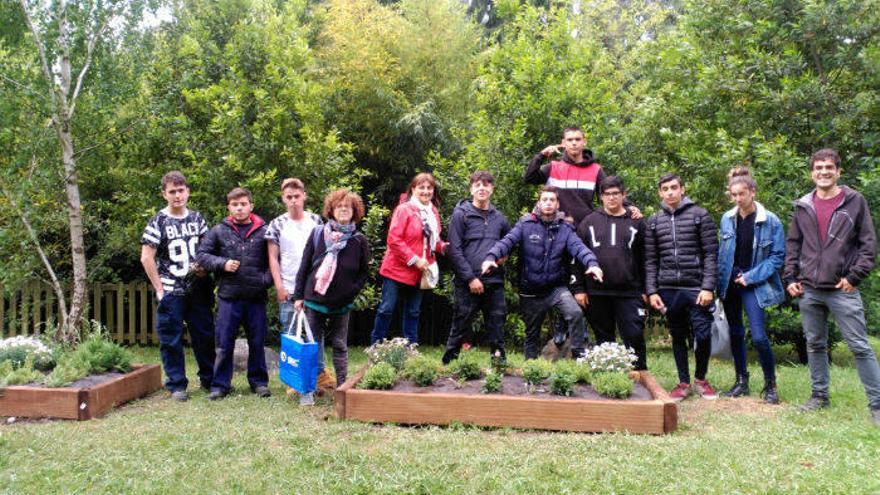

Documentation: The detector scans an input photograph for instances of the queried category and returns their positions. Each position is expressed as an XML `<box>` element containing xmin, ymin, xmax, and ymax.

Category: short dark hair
<box><xmin>226</xmin><ymin>187</ymin><xmax>252</xmax><ymax>204</ymax></box>
<box><xmin>562</xmin><ymin>126</ymin><xmax>584</xmax><ymax>138</ymax></box>
<box><xmin>810</xmin><ymin>148</ymin><xmax>841</xmax><ymax>169</ymax></box>
<box><xmin>658</xmin><ymin>173</ymin><xmax>682</xmax><ymax>189</ymax></box>
<box><xmin>281</xmin><ymin>178</ymin><xmax>305</xmax><ymax>192</ymax></box>
<box><xmin>469</xmin><ymin>170</ymin><xmax>495</xmax><ymax>186</ymax></box>
<box><xmin>599</xmin><ymin>175</ymin><xmax>625</xmax><ymax>194</ymax></box>
<box><xmin>539</xmin><ymin>185</ymin><xmax>559</xmax><ymax>198</ymax></box>
<box><xmin>323</xmin><ymin>189</ymin><xmax>365</xmax><ymax>223</ymax></box>
<box><xmin>161</xmin><ymin>171</ymin><xmax>187</xmax><ymax>191</ymax></box>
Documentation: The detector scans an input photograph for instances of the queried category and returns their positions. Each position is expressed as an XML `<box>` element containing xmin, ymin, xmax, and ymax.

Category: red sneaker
<box><xmin>694</xmin><ymin>379</ymin><xmax>718</xmax><ymax>400</ymax></box>
<box><xmin>669</xmin><ymin>382</ymin><xmax>692</xmax><ymax>402</ymax></box>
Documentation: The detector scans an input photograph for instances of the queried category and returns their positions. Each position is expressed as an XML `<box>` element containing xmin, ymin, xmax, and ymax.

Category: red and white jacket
<box><xmin>379</xmin><ymin>196</ymin><xmax>444</xmax><ymax>286</ymax></box>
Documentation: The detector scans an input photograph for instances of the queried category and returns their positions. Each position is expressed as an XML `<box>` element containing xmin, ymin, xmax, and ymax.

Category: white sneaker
<box><xmin>299</xmin><ymin>392</ymin><xmax>315</xmax><ymax>406</ymax></box>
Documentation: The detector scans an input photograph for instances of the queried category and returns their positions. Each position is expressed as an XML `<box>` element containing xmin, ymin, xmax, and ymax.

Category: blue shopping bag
<box><xmin>279</xmin><ymin>310</ymin><xmax>320</xmax><ymax>394</ymax></box>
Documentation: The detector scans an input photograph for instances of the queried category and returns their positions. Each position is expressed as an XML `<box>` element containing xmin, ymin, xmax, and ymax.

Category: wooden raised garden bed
<box><xmin>335</xmin><ymin>367</ymin><xmax>676</xmax><ymax>434</ymax></box>
<box><xmin>0</xmin><ymin>364</ymin><xmax>162</xmax><ymax>420</ymax></box>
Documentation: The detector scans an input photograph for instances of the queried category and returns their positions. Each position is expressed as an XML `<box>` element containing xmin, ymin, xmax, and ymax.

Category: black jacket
<box><xmin>573</xmin><ymin>209</ymin><xmax>646</xmax><ymax>297</ymax></box>
<box><xmin>293</xmin><ymin>226</ymin><xmax>371</xmax><ymax>308</ymax></box>
<box><xmin>197</xmin><ymin>215</ymin><xmax>272</xmax><ymax>301</ymax></box>
<box><xmin>783</xmin><ymin>186</ymin><xmax>877</xmax><ymax>288</ymax></box>
<box><xmin>645</xmin><ymin>198</ymin><xmax>718</xmax><ymax>294</ymax></box>
<box><xmin>448</xmin><ymin>200</ymin><xmax>510</xmax><ymax>287</ymax></box>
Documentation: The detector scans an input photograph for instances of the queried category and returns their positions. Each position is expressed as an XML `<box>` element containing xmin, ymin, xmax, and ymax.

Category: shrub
<box><xmin>578</xmin><ymin>342</ymin><xmax>637</xmax><ymax>374</ymax></box>
<box><xmin>0</xmin><ymin>357</ymin><xmax>42</xmax><ymax>386</ymax></box>
<box><xmin>482</xmin><ymin>370</ymin><xmax>503</xmax><ymax>393</ymax></box>
<box><xmin>549</xmin><ymin>369</ymin><xmax>577</xmax><ymax>396</ymax></box>
<box><xmin>73</xmin><ymin>331</ymin><xmax>132</xmax><ymax>374</ymax></box>
<box><xmin>0</xmin><ymin>336</ymin><xmax>55</xmax><ymax>371</ymax></box>
<box><xmin>490</xmin><ymin>350</ymin><xmax>509</xmax><ymax>376</ymax></box>
<box><xmin>592</xmin><ymin>372</ymin><xmax>634</xmax><ymax>399</ymax></box>
<box><xmin>358</xmin><ymin>362</ymin><xmax>397</xmax><ymax>390</ymax></box>
<box><xmin>521</xmin><ymin>359</ymin><xmax>553</xmax><ymax>387</ymax></box>
<box><xmin>365</xmin><ymin>337</ymin><xmax>419</xmax><ymax>371</ymax></box>
<box><xmin>448</xmin><ymin>348</ymin><xmax>482</xmax><ymax>380</ymax></box>
<box><xmin>402</xmin><ymin>355</ymin><xmax>440</xmax><ymax>387</ymax></box>
<box><xmin>43</xmin><ymin>354</ymin><xmax>90</xmax><ymax>388</ymax></box>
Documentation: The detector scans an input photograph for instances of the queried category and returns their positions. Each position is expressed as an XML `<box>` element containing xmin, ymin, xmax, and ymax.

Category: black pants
<box><xmin>586</xmin><ymin>295</ymin><xmax>647</xmax><ymax>370</ymax></box>
<box><xmin>658</xmin><ymin>288</ymin><xmax>713</xmax><ymax>384</ymax></box>
<box><xmin>442</xmin><ymin>284</ymin><xmax>506</xmax><ymax>364</ymax></box>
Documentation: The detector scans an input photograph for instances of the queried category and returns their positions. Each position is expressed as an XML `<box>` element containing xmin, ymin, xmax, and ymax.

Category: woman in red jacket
<box><xmin>370</xmin><ymin>173</ymin><xmax>445</xmax><ymax>344</ymax></box>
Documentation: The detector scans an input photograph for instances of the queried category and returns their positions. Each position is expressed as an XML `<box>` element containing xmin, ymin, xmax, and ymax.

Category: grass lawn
<box><xmin>2</xmin><ymin>338</ymin><xmax>879</xmax><ymax>494</ymax></box>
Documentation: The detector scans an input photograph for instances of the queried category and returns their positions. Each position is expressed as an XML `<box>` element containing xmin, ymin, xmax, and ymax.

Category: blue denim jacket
<box><xmin>717</xmin><ymin>202</ymin><xmax>785</xmax><ymax>308</ymax></box>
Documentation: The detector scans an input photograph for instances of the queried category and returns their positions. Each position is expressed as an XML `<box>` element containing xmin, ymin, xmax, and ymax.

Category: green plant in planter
<box><xmin>482</xmin><ymin>370</ymin><xmax>503</xmax><ymax>393</ymax></box>
<box><xmin>0</xmin><ymin>356</ymin><xmax>42</xmax><ymax>386</ymax></box>
<box><xmin>358</xmin><ymin>362</ymin><xmax>398</xmax><ymax>390</ymax></box>
<box><xmin>43</xmin><ymin>354</ymin><xmax>90</xmax><ymax>388</ymax></box>
<box><xmin>0</xmin><ymin>336</ymin><xmax>56</xmax><ymax>371</ymax></box>
<box><xmin>521</xmin><ymin>359</ymin><xmax>553</xmax><ymax>388</ymax></box>
<box><xmin>592</xmin><ymin>372</ymin><xmax>634</xmax><ymax>399</ymax></box>
<box><xmin>490</xmin><ymin>350</ymin><xmax>509</xmax><ymax>376</ymax></box>
<box><xmin>549</xmin><ymin>369</ymin><xmax>577</xmax><ymax>396</ymax></box>
<box><xmin>73</xmin><ymin>330</ymin><xmax>133</xmax><ymax>373</ymax></box>
<box><xmin>449</xmin><ymin>348</ymin><xmax>482</xmax><ymax>380</ymax></box>
<box><xmin>365</xmin><ymin>337</ymin><xmax>420</xmax><ymax>371</ymax></box>
<box><xmin>402</xmin><ymin>355</ymin><xmax>440</xmax><ymax>387</ymax></box>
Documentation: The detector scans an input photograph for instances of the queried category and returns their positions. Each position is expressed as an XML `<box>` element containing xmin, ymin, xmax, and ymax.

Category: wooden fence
<box><xmin>0</xmin><ymin>282</ymin><xmax>163</xmax><ymax>344</ymax></box>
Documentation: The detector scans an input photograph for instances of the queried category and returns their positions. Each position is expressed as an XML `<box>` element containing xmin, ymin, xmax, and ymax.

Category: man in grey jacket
<box><xmin>784</xmin><ymin>148</ymin><xmax>880</xmax><ymax>426</ymax></box>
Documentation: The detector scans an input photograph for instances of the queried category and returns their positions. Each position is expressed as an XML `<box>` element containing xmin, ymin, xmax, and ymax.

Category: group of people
<box><xmin>141</xmin><ymin>126</ymin><xmax>880</xmax><ymax>426</ymax></box>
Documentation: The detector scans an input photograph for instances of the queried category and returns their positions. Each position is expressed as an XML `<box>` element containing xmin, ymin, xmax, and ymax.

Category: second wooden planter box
<box><xmin>0</xmin><ymin>364</ymin><xmax>162</xmax><ymax>420</ymax></box>
<box><xmin>335</xmin><ymin>368</ymin><xmax>677</xmax><ymax>434</ymax></box>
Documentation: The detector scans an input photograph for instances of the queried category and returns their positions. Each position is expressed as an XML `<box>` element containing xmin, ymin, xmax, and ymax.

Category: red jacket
<box><xmin>379</xmin><ymin>196</ymin><xmax>444</xmax><ymax>286</ymax></box>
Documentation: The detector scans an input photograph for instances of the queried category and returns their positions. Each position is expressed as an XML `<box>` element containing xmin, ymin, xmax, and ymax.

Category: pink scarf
<box><xmin>314</xmin><ymin>221</ymin><xmax>355</xmax><ymax>295</ymax></box>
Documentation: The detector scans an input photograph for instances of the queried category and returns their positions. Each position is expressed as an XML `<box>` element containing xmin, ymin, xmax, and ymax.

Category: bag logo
<box><xmin>279</xmin><ymin>351</ymin><xmax>299</xmax><ymax>368</ymax></box>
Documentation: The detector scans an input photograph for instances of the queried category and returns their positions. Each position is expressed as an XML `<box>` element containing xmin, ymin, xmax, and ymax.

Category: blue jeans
<box><xmin>371</xmin><ymin>277</ymin><xmax>423</xmax><ymax>344</ymax></box>
<box><xmin>722</xmin><ymin>283</ymin><xmax>776</xmax><ymax>381</ymax></box>
<box><xmin>658</xmin><ymin>288</ymin><xmax>713</xmax><ymax>384</ymax></box>
<box><xmin>212</xmin><ymin>298</ymin><xmax>269</xmax><ymax>393</ymax></box>
<box><xmin>520</xmin><ymin>287</ymin><xmax>587</xmax><ymax>359</ymax></box>
<box><xmin>156</xmin><ymin>294</ymin><xmax>216</xmax><ymax>392</ymax></box>
<box><xmin>281</xmin><ymin>300</ymin><xmax>331</xmax><ymax>373</ymax></box>
<box><xmin>799</xmin><ymin>287</ymin><xmax>880</xmax><ymax>410</ymax></box>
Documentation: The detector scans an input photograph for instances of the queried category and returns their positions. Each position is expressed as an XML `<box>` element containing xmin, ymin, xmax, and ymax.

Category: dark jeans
<box><xmin>722</xmin><ymin>282</ymin><xmax>776</xmax><ymax>382</ymax></box>
<box><xmin>658</xmin><ymin>288</ymin><xmax>712</xmax><ymax>384</ymax></box>
<box><xmin>799</xmin><ymin>287</ymin><xmax>880</xmax><ymax>409</ymax></box>
<box><xmin>155</xmin><ymin>293</ymin><xmax>216</xmax><ymax>392</ymax></box>
<box><xmin>442</xmin><ymin>284</ymin><xmax>506</xmax><ymax>364</ymax></box>
<box><xmin>520</xmin><ymin>287</ymin><xmax>587</xmax><ymax>359</ymax></box>
<box><xmin>371</xmin><ymin>277</ymin><xmax>423</xmax><ymax>344</ymax></box>
<box><xmin>587</xmin><ymin>295</ymin><xmax>648</xmax><ymax>370</ymax></box>
<box><xmin>211</xmin><ymin>297</ymin><xmax>268</xmax><ymax>393</ymax></box>
<box><xmin>304</xmin><ymin>306</ymin><xmax>351</xmax><ymax>386</ymax></box>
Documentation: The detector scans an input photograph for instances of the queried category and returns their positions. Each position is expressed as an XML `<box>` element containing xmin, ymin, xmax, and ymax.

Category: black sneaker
<box><xmin>254</xmin><ymin>386</ymin><xmax>271</xmax><ymax>398</ymax></box>
<box><xmin>207</xmin><ymin>389</ymin><xmax>228</xmax><ymax>401</ymax></box>
<box><xmin>799</xmin><ymin>396</ymin><xmax>829</xmax><ymax>412</ymax></box>
<box><xmin>761</xmin><ymin>381</ymin><xmax>779</xmax><ymax>405</ymax></box>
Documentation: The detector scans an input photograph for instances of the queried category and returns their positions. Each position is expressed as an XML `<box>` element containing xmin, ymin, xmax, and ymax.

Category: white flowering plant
<box><xmin>365</xmin><ymin>337</ymin><xmax>420</xmax><ymax>371</ymax></box>
<box><xmin>0</xmin><ymin>336</ymin><xmax>56</xmax><ymax>371</ymax></box>
<box><xmin>577</xmin><ymin>342</ymin><xmax>637</xmax><ymax>374</ymax></box>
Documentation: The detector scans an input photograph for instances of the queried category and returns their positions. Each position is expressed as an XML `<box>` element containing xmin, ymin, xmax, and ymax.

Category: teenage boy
<box><xmin>645</xmin><ymin>174</ymin><xmax>719</xmax><ymax>401</ymax></box>
<box><xmin>442</xmin><ymin>171</ymin><xmax>510</xmax><ymax>364</ymax></box>
<box><xmin>525</xmin><ymin>126</ymin><xmax>642</xmax><ymax>345</ymax></box>
<box><xmin>197</xmin><ymin>187</ymin><xmax>272</xmax><ymax>400</ymax></box>
<box><xmin>784</xmin><ymin>148</ymin><xmax>880</xmax><ymax>425</ymax></box>
<box><xmin>573</xmin><ymin>176</ymin><xmax>648</xmax><ymax>370</ymax></box>
<box><xmin>265</xmin><ymin>178</ymin><xmax>329</xmax><ymax>394</ymax></box>
<box><xmin>140</xmin><ymin>171</ymin><xmax>216</xmax><ymax>402</ymax></box>
<box><xmin>482</xmin><ymin>186</ymin><xmax>603</xmax><ymax>360</ymax></box>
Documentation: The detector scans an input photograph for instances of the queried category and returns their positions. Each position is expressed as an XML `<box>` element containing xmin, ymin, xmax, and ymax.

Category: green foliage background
<box><xmin>3</xmin><ymin>0</ymin><xmax>880</xmax><ymax>332</ymax></box>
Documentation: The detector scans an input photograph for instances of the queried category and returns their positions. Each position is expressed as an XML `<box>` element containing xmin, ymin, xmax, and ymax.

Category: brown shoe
<box><xmin>316</xmin><ymin>370</ymin><xmax>337</xmax><ymax>397</ymax></box>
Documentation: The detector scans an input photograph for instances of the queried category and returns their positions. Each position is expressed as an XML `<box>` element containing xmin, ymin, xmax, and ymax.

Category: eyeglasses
<box><xmin>601</xmin><ymin>191</ymin><xmax>623</xmax><ymax>197</ymax></box>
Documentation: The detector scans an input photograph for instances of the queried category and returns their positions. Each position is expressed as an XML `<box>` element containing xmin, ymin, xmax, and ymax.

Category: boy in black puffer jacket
<box><xmin>197</xmin><ymin>187</ymin><xmax>273</xmax><ymax>400</ymax></box>
<box><xmin>645</xmin><ymin>174</ymin><xmax>718</xmax><ymax>401</ymax></box>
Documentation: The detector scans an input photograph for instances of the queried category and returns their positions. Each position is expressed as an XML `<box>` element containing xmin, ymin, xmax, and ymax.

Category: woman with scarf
<box><xmin>370</xmin><ymin>173</ymin><xmax>446</xmax><ymax>344</ymax></box>
<box><xmin>293</xmin><ymin>189</ymin><xmax>370</xmax><ymax>389</ymax></box>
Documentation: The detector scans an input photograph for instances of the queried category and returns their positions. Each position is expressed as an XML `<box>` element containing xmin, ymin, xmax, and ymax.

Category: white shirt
<box><xmin>265</xmin><ymin>211</ymin><xmax>322</xmax><ymax>293</ymax></box>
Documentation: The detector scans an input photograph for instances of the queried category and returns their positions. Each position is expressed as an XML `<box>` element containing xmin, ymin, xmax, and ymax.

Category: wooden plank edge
<box><xmin>335</xmin><ymin>365</ymin><xmax>368</xmax><ymax>419</ymax></box>
<box><xmin>639</xmin><ymin>370</ymin><xmax>677</xmax><ymax>433</ymax></box>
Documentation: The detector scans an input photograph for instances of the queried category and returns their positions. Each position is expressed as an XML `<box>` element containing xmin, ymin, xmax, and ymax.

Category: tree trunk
<box><xmin>57</xmin><ymin>117</ymin><xmax>87</xmax><ymax>344</ymax></box>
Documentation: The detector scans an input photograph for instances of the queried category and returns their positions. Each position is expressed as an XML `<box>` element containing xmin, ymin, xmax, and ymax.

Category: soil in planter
<box><xmin>393</xmin><ymin>374</ymin><xmax>653</xmax><ymax>401</ymax></box>
<box><xmin>12</xmin><ymin>371</ymin><xmax>126</xmax><ymax>389</ymax></box>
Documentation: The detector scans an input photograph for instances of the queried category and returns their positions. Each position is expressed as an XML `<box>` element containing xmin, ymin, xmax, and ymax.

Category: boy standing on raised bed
<box><xmin>197</xmin><ymin>187</ymin><xmax>273</xmax><ymax>400</ymax></box>
<box><xmin>573</xmin><ymin>176</ymin><xmax>648</xmax><ymax>371</ymax></box>
<box><xmin>140</xmin><ymin>171</ymin><xmax>216</xmax><ymax>402</ymax></box>
<box><xmin>481</xmin><ymin>186</ymin><xmax>603</xmax><ymax>360</ymax></box>
<box><xmin>645</xmin><ymin>174</ymin><xmax>719</xmax><ymax>401</ymax></box>
<box><xmin>442</xmin><ymin>171</ymin><xmax>510</xmax><ymax>364</ymax></box>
